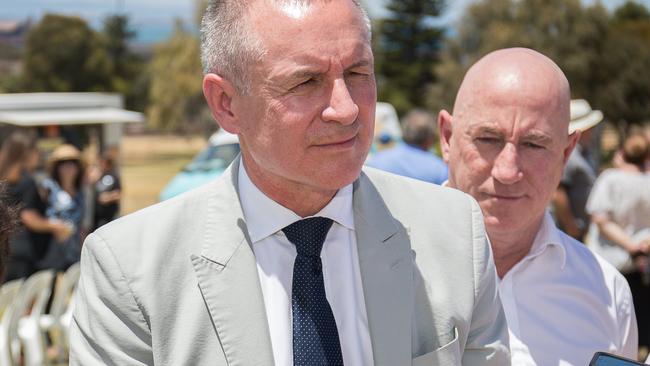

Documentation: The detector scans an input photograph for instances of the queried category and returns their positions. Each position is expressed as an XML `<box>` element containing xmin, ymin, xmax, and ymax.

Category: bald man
<box><xmin>439</xmin><ymin>48</ymin><xmax>638</xmax><ymax>365</ymax></box>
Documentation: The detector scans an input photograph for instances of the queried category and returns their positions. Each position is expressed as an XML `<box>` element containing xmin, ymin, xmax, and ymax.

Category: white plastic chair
<box><xmin>40</xmin><ymin>262</ymin><xmax>81</xmax><ymax>361</ymax></box>
<box><xmin>0</xmin><ymin>279</ymin><xmax>24</xmax><ymax>366</ymax></box>
<box><xmin>14</xmin><ymin>270</ymin><xmax>55</xmax><ymax>366</ymax></box>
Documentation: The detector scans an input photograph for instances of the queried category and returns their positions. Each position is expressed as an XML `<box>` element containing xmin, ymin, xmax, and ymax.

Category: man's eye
<box><xmin>348</xmin><ymin>71</ymin><xmax>372</xmax><ymax>80</ymax></box>
<box><xmin>291</xmin><ymin>78</ymin><xmax>316</xmax><ymax>90</ymax></box>
<box><xmin>476</xmin><ymin>137</ymin><xmax>501</xmax><ymax>144</ymax></box>
<box><xmin>522</xmin><ymin>142</ymin><xmax>544</xmax><ymax>149</ymax></box>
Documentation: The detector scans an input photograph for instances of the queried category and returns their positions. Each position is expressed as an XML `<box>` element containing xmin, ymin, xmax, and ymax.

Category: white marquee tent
<box><xmin>0</xmin><ymin>92</ymin><xmax>145</xmax><ymax>147</ymax></box>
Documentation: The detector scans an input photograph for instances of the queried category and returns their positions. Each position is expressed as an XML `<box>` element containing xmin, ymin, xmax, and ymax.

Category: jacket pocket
<box><xmin>412</xmin><ymin>327</ymin><xmax>460</xmax><ymax>366</ymax></box>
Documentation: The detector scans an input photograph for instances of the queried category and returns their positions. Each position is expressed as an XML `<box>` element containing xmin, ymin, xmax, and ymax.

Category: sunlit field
<box><xmin>120</xmin><ymin>134</ymin><xmax>206</xmax><ymax>215</ymax></box>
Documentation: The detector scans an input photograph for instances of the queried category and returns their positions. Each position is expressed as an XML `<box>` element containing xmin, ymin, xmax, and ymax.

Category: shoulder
<box><xmin>360</xmin><ymin>167</ymin><xmax>483</xmax><ymax>259</ymax></box>
<box><xmin>14</xmin><ymin>173</ymin><xmax>38</xmax><ymax>193</ymax></box>
<box><xmin>361</xmin><ymin>166</ymin><xmax>470</xmax><ymax>210</ymax></box>
<box><xmin>90</xmin><ymin>177</ymin><xmax>223</xmax><ymax>262</ymax></box>
<box><xmin>594</xmin><ymin>168</ymin><xmax>624</xmax><ymax>183</ymax></box>
<box><xmin>560</xmin><ymin>231</ymin><xmax>631</xmax><ymax>300</ymax></box>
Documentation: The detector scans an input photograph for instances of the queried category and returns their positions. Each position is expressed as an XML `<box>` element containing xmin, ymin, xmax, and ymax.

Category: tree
<box><xmin>596</xmin><ymin>1</ymin><xmax>650</xmax><ymax>125</ymax></box>
<box><xmin>374</xmin><ymin>0</ymin><xmax>445</xmax><ymax>116</ymax></box>
<box><xmin>102</xmin><ymin>14</ymin><xmax>136</xmax><ymax>78</ymax></box>
<box><xmin>428</xmin><ymin>0</ymin><xmax>650</xmax><ymax>126</ymax></box>
<box><xmin>428</xmin><ymin>0</ymin><xmax>609</xmax><ymax>112</ymax></box>
<box><xmin>147</xmin><ymin>21</ymin><xmax>207</xmax><ymax>132</ymax></box>
<box><xmin>614</xmin><ymin>1</ymin><xmax>650</xmax><ymax>21</ymax></box>
<box><xmin>101</xmin><ymin>14</ymin><xmax>148</xmax><ymax>111</ymax></box>
<box><xmin>21</xmin><ymin>14</ymin><xmax>112</xmax><ymax>92</ymax></box>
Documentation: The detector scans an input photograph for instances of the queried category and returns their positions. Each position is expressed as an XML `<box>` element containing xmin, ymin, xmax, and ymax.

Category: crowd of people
<box><xmin>65</xmin><ymin>1</ymin><xmax>650</xmax><ymax>365</ymax></box>
<box><xmin>1</xmin><ymin>0</ymin><xmax>650</xmax><ymax>365</ymax></box>
<box><xmin>0</xmin><ymin>131</ymin><xmax>122</xmax><ymax>282</ymax></box>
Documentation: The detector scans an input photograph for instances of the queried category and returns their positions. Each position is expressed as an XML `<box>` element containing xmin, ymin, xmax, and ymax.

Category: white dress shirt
<box><xmin>499</xmin><ymin>211</ymin><xmax>638</xmax><ymax>366</ymax></box>
<box><xmin>238</xmin><ymin>160</ymin><xmax>374</xmax><ymax>366</ymax></box>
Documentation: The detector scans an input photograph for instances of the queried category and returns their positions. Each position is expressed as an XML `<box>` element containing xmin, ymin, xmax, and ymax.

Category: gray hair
<box><xmin>401</xmin><ymin>109</ymin><xmax>437</xmax><ymax>147</ymax></box>
<box><xmin>200</xmin><ymin>0</ymin><xmax>372</xmax><ymax>95</ymax></box>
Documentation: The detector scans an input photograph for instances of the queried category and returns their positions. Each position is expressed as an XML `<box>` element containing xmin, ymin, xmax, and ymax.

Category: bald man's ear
<box><xmin>563</xmin><ymin>131</ymin><xmax>581</xmax><ymax>165</ymax></box>
<box><xmin>203</xmin><ymin>73</ymin><xmax>240</xmax><ymax>134</ymax></box>
<box><xmin>438</xmin><ymin>109</ymin><xmax>453</xmax><ymax>164</ymax></box>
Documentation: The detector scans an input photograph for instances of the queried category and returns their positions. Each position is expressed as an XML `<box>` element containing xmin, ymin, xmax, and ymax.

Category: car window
<box><xmin>185</xmin><ymin>143</ymin><xmax>241</xmax><ymax>172</ymax></box>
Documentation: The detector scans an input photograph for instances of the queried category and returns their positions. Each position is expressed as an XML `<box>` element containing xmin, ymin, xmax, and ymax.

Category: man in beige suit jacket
<box><xmin>70</xmin><ymin>1</ymin><xmax>509</xmax><ymax>365</ymax></box>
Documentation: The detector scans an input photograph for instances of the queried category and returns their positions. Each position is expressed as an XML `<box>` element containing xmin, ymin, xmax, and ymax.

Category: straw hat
<box><xmin>569</xmin><ymin>99</ymin><xmax>603</xmax><ymax>134</ymax></box>
<box><xmin>48</xmin><ymin>144</ymin><xmax>82</xmax><ymax>166</ymax></box>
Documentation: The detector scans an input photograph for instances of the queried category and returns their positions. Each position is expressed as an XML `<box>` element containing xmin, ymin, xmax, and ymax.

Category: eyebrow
<box><xmin>468</xmin><ymin>125</ymin><xmax>553</xmax><ymax>144</ymax></box>
<box><xmin>287</xmin><ymin>69</ymin><xmax>322</xmax><ymax>82</ymax></box>
<box><xmin>281</xmin><ymin>58</ymin><xmax>373</xmax><ymax>84</ymax></box>
<box><xmin>467</xmin><ymin>125</ymin><xmax>502</xmax><ymax>136</ymax></box>
<box><xmin>346</xmin><ymin>59</ymin><xmax>373</xmax><ymax>70</ymax></box>
<box><xmin>521</xmin><ymin>132</ymin><xmax>553</xmax><ymax>145</ymax></box>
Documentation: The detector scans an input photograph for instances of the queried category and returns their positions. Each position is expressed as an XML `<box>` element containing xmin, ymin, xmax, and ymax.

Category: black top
<box><xmin>6</xmin><ymin>172</ymin><xmax>50</xmax><ymax>261</ymax></box>
<box><xmin>93</xmin><ymin>171</ymin><xmax>121</xmax><ymax>230</ymax></box>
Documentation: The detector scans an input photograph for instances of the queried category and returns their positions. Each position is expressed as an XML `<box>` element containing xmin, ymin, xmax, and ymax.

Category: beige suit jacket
<box><xmin>70</xmin><ymin>159</ymin><xmax>509</xmax><ymax>365</ymax></box>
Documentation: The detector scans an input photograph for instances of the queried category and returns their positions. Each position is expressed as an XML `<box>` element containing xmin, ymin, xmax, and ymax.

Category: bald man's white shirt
<box><xmin>499</xmin><ymin>211</ymin><xmax>638</xmax><ymax>366</ymax></box>
<box><xmin>238</xmin><ymin>160</ymin><xmax>374</xmax><ymax>366</ymax></box>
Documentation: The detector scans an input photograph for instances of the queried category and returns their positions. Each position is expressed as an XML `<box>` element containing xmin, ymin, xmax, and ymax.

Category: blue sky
<box><xmin>3</xmin><ymin>0</ymin><xmax>650</xmax><ymax>43</ymax></box>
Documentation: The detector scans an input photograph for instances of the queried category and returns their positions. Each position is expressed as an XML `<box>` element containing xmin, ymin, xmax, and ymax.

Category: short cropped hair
<box><xmin>401</xmin><ymin>109</ymin><xmax>437</xmax><ymax>147</ymax></box>
<box><xmin>622</xmin><ymin>133</ymin><xmax>648</xmax><ymax>167</ymax></box>
<box><xmin>200</xmin><ymin>0</ymin><xmax>371</xmax><ymax>94</ymax></box>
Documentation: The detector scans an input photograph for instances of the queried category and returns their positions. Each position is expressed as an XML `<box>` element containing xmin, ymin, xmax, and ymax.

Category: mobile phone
<box><xmin>590</xmin><ymin>352</ymin><xmax>645</xmax><ymax>366</ymax></box>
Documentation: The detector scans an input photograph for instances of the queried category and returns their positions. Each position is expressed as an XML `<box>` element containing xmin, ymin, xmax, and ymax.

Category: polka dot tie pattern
<box><xmin>282</xmin><ymin>217</ymin><xmax>344</xmax><ymax>366</ymax></box>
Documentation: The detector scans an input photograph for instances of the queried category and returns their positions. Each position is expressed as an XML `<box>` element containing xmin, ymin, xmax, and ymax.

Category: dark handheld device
<box><xmin>589</xmin><ymin>352</ymin><xmax>645</xmax><ymax>366</ymax></box>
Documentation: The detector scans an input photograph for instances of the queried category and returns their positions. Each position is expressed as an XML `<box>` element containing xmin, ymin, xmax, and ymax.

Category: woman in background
<box><xmin>586</xmin><ymin>133</ymin><xmax>650</xmax><ymax>351</ymax></box>
<box><xmin>89</xmin><ymin>147</ymin><xmax>121</xmax><ymax>231</ymax></box>
<box><xmin>0</xmin><ymin>131</ymin><xmax>71</xmax><ymax>281</ymax></box>
<box><xmin>38</xmin><ymin>144</ymin><xmax>85</xmax><ymax>272</ymax></box>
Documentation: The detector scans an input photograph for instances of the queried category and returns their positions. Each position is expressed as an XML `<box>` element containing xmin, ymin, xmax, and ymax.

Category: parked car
<box><xmin>159</xmin><ymin>129</ymin><xmax>239</xmax><ymax>201</ymax></box>
<box><xmin>160</xmin><ymin>102</ymin><xmax>399</xmax><ymax>200</ymax></box>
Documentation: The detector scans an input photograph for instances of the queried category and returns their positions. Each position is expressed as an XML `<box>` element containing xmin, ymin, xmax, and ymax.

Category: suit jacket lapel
<box><xmin>190</xmin><ymin>157</ymin><xmax>274</xmax><ymax>366</ymax></box>
<box><xmin>353</xmin><ymin>171</ymin><xmax>414</xmax><ymax>366</ymax></box>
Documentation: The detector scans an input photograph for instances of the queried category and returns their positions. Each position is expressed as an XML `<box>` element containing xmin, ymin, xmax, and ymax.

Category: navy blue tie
<box><xmin>283</xmin><ymin>217</ymin><xmax>344</xmax><ymax>366</ymax></box>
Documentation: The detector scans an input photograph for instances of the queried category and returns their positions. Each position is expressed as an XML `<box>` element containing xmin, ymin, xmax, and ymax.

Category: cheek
<box><xmin>350</xmin><ymin>79</ymin><xmax>376</xmax><ymax>104</ymax></box>
<box><xmin>61</xmin><ymin>165</ymin><xmax>76</xmax><ymax>175</ymax></box>
<box><xmin>457</xmin><ymin>146</ymin><xmax>492</xmax><ymax>183</ymax></box>
<box><xmin>525</xmin><ymin>153</ymin><xmax>565</xmax><ymax>196</ymax></box>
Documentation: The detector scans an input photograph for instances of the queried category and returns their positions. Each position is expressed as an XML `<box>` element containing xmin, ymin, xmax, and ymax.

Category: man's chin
<box><xmin>318</xmin><ymin>169</ymin><xmax>362</xmax><ymax>190</ymax></box>
<box><xmin>484</xmin><ymin>215</ymin><xmax>521</xmax><ymax>234</ymax></box>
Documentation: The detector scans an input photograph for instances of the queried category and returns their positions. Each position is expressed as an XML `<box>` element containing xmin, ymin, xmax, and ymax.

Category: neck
<box><xmin>61</xmin><ymin>180</ymin><xmax>76</xmax><ymax>195</ymax></box>
<box><xmin>619</xmin><ymin>162</ymin><xmax>642</xmax><ymax>173</ymax></box>
<box><xmin>241</xmin><ymin>155</ymin><xmax>337</xmax><ymax>218</ymax></box>
<box><xmin>488</xmin><ymin>215</ymin><xmax>543</xmax><ymax>278</ymax></box>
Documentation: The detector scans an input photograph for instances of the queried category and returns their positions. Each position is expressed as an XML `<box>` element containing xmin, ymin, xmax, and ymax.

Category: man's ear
<box><xmin>203</xmin><ymin>73</ymin><xmax>240</xmax><ymax>134</ymax></box>
<box><xmin>438</xmin><ymin>109</ymin><xmax>453</xmax><ymax>163</ymax></box>
<box><xmin>563</xmin><ymin>130</ymin><xmax>581</xmax><ymax>165</ymax></box>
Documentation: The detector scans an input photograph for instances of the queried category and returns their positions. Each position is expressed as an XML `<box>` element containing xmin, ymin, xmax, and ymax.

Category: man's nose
<box><xmin>491</xmin><ymin>143</ymin><xmax>523</xmax><ymax>185</ymax></box>
<box><xmin>321</xmin><ymin>78</ymin><xmax>359</xmax><ymax>125</ymax></box>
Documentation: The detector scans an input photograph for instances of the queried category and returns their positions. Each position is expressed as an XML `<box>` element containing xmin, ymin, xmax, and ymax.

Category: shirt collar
<box><xmin>525</xmin><ymin>210</ymin><xmax>567</xmax><ymax>270</ymax></box>
<box><xmin>237</xmin><ymin>159</ymin><xmax>354</xmax><ymax>243</ymax></box>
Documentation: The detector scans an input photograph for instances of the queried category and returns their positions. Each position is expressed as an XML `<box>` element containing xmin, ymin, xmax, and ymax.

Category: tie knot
<box><xmin>282</xmin><ymin>217</ymin><xmax>333</xmax><ymax>257</ymax></box>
